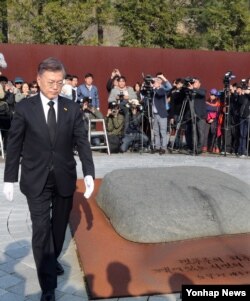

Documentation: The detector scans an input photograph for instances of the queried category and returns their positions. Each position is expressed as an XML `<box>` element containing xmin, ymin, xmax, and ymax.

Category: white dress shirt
<box><xmin>40</xmin><ymin>92</ymin><xmax>58</xmax><ymax>122</ymax></box>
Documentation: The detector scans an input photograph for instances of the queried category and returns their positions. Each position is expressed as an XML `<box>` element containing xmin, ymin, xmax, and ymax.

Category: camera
<box><xmin>108</xmin><ymin>101</ymin><xmax>119</xmax><ymax>114</ymax></box>
<box><xmin>116</xmin><ymin>90</ymin><xmax>124</xmax><ymax>103</ymax></box>
<box><xmin>144</xmin><ymin>74</ymin><xmax>155</xmax><ymax>86</ymax></box>
<box><xmin>141</xmin><ymin>74</ymin><xmax>154</xmax><ymax>93</ymax></box>
<box><xmin>80</xmin><ymin>97</ymin><xmax>93</xmax><ymax>110</ymax></box>
<box><xmin>181</xmin><ymin>77</ymin><xmax>196</xmax><ymax>97</ymax></box>
<box><xmin>126</xmin><ymin>99</ymin><xmax>143</xmax><ymax>112</ymax></box>
<box><xmin>240</xmin><ymin>79</ymin><xmax>248</xmax><ymax>90</ymax></box>
<box><xmin>223</xmin><ymin>71</ymin><xmax>236</xmax><ymax>86</ymax></box>
<box><xmin>183</xmin><ymin>77</ymin><xmax>195</xmax><ymax>87</ymax></box>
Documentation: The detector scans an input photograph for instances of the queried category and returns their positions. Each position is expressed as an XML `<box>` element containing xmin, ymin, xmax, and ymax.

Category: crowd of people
<box><xmin>0</xmin><ymin>63</ymin><xmax>250</xmax><ymax>158</ymax></box>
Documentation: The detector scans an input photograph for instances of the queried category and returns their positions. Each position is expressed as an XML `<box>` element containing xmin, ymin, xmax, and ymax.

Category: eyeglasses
<box><xmin>46</xmin><ymin>81</ymin><xmax>63</xmax><ymax>88</ymax></box>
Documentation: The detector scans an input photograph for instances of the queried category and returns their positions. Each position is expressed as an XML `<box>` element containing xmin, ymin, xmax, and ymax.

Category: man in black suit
<box><xmin>3</xmin><ymin>57</ymin><xmax>95</xmax><ymax>301</ymax></box>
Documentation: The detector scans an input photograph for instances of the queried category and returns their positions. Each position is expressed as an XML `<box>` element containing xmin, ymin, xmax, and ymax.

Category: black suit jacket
<box><xmin>4</xmin><ymin>94</ymin><xmax>95</xmax><ymax>198</ymax></box>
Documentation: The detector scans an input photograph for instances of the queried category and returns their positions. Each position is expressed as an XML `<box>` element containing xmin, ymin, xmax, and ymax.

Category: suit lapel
<box><xmin>56</xmin><ymin>96</ymin><xmax>70</xmax><ymax>139</ymax></box>
<box><xmin>30</xmin><ymin>95</ymin><xmax>51</xmax><ymax>142</ymax></box>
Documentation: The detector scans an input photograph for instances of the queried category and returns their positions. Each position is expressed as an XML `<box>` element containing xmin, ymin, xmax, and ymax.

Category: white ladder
<box><xmin>88</xmin><ymin>119</ymin><xmax>110</xmax><ymax>155</ymax></box>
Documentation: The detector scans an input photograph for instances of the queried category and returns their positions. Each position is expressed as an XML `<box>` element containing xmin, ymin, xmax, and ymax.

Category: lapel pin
<box><xmin>64</xmin><ymin>107</ymin><xmax>68</xmax><ymax>111</ymax></box>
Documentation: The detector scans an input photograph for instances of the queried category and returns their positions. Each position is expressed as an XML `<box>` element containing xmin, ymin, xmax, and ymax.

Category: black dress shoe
<box><xmin>56</xmin><ymin>261</ymin><xmax>64</xmax><ymax>275</ymax></box>
<box><xmin>40</xmin><ymin>289</ymin><xmax>55</xmax><ymax>301</ymax></box>
<box><xmin>150</xmin><ymin>148</ymin><xmax>160</xmax><ymax>154</ymax></box>
<box><xmin>159</xmin><ymin>149</ymin><xmax>166</xmax><ymax>155</ymax></box>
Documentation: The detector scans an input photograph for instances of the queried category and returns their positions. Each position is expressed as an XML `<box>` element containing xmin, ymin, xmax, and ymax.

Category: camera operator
<box><xmin>81</xmin><ymin>97</ymin><xmax>104</xmax><ymax>147</ymax></box>
<box><xmin>168</xmin><ymin>78</ymin><xmax>185</xmax><ymax>149</ymax></box>
<box><xmin>108</xmin><ymin>76</ymin><xmax>137</xmax><ymax>106</ymax></box>
<box><xmin>105</xmin><ymin>101</ymin><xmax>125</xmax><ymax>153</ymax></box>
<box><xmin>237</xmin><ymin>81</ymin><xmax>250</xmax><ymax>157</ymax></box>
<box><xmin>151</xmin><ymin>77</ymin><xmax>168</xmax><ymax>155</ymax></box>
<box><xmin>184</xmin><ymin>78</ymin><xmax>207</xmax><ymax>155</ymax></box>
<box><xmin>120</xmin><ymin>99</ymin><xmax>148</xmax><ymax>152</ymax></box>
<box><xmin>0</xmin><ymin>76</ymin><xmax>15</xmax><ymax>152</ymax></box>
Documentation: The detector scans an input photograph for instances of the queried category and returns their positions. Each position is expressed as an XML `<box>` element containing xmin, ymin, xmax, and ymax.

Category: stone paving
<box><xmin>0</xmin><ymin>152</ymin><xmax>249</xmax><ymax>301</ymax></box>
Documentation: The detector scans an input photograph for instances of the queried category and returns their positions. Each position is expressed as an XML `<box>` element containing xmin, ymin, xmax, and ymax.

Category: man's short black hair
<box><xmin>117</xmin><ymin>75</ymin><xmax>126</xmax><ymax>82</ymax></box>
<box><xmin>84</xmin><ymin>73</ymin><xmax>93</xmax><ymax>79</ymax></box>
<box><xmin>0</xmin><ymin>76</ymin><xmax>8</xmax><ymax>83</ymax></box>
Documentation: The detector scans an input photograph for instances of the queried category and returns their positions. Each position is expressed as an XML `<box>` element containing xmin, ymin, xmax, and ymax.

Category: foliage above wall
<box><xmin>1</xmin><ymin>0</ymin><xmax>250</xmax><ymax>51</ymax></box>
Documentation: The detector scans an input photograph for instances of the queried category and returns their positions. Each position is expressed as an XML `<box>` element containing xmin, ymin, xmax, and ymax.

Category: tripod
<box><xmin>142</xmin><ymin>90</ymin><xmax>154</xmax><ymax>150</ymax></box>
<box><xmin>247</xmin><ymin>106</ymin><xmax>250</xmax><ymax>157</ymax></box>
<box><xmin>168</xmin><ymin>91</ymin><xmax>197</xmax><ymax>155</ymax></box>
<box><xmin>222</xmin><ymin>85</ymin><xmax>231</xmax><ymax>156</ymax></box>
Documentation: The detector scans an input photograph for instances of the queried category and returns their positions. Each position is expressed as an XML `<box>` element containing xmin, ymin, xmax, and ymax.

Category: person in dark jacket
<box><xmin>238</xmin><ymin>89</ymin><xmax>250</xmax><ymax>157</ymax></box>
<box><xmin>185</xmin><ymin>78</ymin><xmax>206</xmax><ymax>154</ymax></box>
<box><xmin>151</xmin><ymin>77</ymin><xmax>168</xmax><ymax>154</ymax></box>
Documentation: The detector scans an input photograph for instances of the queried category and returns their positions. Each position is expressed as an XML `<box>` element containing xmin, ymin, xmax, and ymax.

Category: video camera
<box><xmin>181</xmin><ymin>77</ymin><xmax>196</xmax><ymax>97</ymax></box>
<box><xmin>183</xmin><ymin>77</ymin><xmax>195</xmax><ymax>87</ymax></box>
<box><xmin>141</xmin><ymin>74</ymin><xmax>154</xmax><ymax>93</ymax></box>
<box><xmin>223</xmin><ymin>71</ymin><xmax>236</xmax><ymax>87</ymax></box>
<box><xmin>240</xmin><ymin>79</ymin><xmax>248</xmax><ymax>90</ymax></box>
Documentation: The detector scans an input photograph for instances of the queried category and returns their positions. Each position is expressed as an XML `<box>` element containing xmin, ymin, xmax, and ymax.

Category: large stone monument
<box><xmin>96</xmin><ymin>166</ymin><xmax>250</xmax><ymax>243</ymax></box>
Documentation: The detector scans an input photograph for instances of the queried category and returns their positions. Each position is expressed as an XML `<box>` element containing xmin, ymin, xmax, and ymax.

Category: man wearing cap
<box><xmin>203</xmin><ymin>89</ymin><xmax>220</xmax><ymax>153</ymax></box>
<box><xmin>120</xmin><ymin>99</ymin><xmax>148</xmax><ymax>152</ymax></box>
<box><xmin>13</xmin><ymin>76</ymin><xmax>25</xmax><ymax>102</ymax></box>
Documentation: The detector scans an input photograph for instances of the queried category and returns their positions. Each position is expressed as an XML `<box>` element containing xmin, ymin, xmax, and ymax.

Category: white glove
<box><xmin>3</xmin><ymin>182</ymin><xmax>14</xmax><ymax>202</ymax></box>
<box><xmin>84</xmin><ymin>175</ymin><xmax>94</xmax><ymax>199</ymax></box>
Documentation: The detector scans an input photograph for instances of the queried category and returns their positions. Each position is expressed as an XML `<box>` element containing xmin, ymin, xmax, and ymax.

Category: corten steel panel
<box><xmin>1</xmin><ymin>43</ymin><xmax>250</xmax><ymax>113</ymax></box>
<box><xmin>70</xmin><ymin>179</ymin><xmax>250</xmax><ymax>299</ymax></box>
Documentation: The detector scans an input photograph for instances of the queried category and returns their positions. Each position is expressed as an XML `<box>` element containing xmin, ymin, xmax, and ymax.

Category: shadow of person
<box><xmin>169</xmin><ymin>272</ymin><xmax>194</xmax><ymax>298</ymax></box>
<box><xmin>70</xmin><ymin>191</ymin><xmax>94</xmax><ymax>235</ymax></box>
<box><xmin>2</xmin><ymin>239</ymin><xmax>40</xmax><ymax>300</ymax></box>
<box><xmin>107</xmin><ymin>261</ymin><xmax>131</xmax><ymax>298</ymax></box>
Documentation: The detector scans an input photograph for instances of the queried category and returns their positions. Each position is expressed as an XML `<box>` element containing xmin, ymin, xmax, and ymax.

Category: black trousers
<box><xmin>27</xmin><ymin>171</ymin><xmax>73</xmax><ymax>291</ymax></box>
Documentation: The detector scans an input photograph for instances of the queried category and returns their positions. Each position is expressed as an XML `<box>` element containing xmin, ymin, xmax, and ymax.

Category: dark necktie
<box><xmin>72</xmin><ymin>89</ymin><xmax>76</xmax><ymax>101</ymax></box>
<box><xmin>47</xmin><ymin>100</ymin><xmax>56</xmax><ymax>143</ymax></box>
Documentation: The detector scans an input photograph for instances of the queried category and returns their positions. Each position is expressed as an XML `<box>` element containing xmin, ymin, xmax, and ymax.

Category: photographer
<box><xmin>120</xmin><ymin>99</ymin><xmax>148</xmax><ymax>152</ymax></box>
<box><xmin>81</xmin><ymin>97</ymin><xmax>104</xmax><ymax>147</ymax></box>
<box><xmin>237</xmin><ymin>84</ymin><xmax>250</xmax><ymax>157</ymax></box>
<box><xmin>105</xmin><ymin>101</ymin><xmax>125</xmax><ymax>153</ymax></box>
<box><xmin>0</xmin><ymin>76</ymin><xmax>15</xmax><ymax>152</ymax></box>
<box><xmin>184</xmin><ymin>78</ymin><xmax>206</xmax><ymax>155</ymax></box>
<box><xmin>168</xmin><ymin>78</ymin><xmax>185</xmax><ymax>150</ymax></box>
<box><xmin>77</xmin><ymin>73</ymin><xmax>100</xmax><ymax>110</ymax></box>
<box><xmin>108</xmin><ymin>76</ymin><xmax>137</xmax><ymax>105</ymax></box>
<box><xmin>151</xmin><ymin>77</ymin><xmax>168</xmax><ymax>155</ymax></box>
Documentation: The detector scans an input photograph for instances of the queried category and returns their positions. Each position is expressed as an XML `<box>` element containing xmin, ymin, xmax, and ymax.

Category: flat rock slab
<box><xmin>96</xmin><ymin>166</ymin><xmax>250</xmax><ymax>243</ymax></box>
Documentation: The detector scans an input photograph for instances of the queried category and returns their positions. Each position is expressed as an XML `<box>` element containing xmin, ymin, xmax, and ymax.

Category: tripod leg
<box><xmin>189</xmin><ymin>98</ymin><xmax>197</xmax><ymax>155</ymax></box>
<box><xmin>169</xmin><ymin>98</ymin><xmax>187</xmax><ymax>152</ymax></box>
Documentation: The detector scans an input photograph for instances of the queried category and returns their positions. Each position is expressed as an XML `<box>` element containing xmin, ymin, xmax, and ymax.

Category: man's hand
<box><xmin>3</xmin><ymin>182</ymin><xmax>14</xmax><ymax>202</ymax></box>
<box><xmin>84</xmin><ymin>176</ymin><xmax>94</xmax><ymax>199</ymax></box>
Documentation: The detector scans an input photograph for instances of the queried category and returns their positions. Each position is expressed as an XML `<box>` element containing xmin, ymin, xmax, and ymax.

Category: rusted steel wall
<box><xmin>1</xmin><ymin>43</ymin><xmax>250</xmax><ymax>112</ymax></box>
